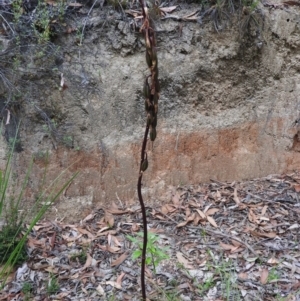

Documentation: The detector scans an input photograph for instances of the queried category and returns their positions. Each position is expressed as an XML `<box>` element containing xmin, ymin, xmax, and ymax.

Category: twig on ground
<box><xmin>188</xmin><ymin>225</ymin><xmax>258</xmax><ymax>256</ymax></box>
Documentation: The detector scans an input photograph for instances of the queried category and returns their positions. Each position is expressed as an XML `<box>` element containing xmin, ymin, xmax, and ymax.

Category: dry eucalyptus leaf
<box><xmin>233</xmin><ymin>187</ymin><xmax>240</xmax><ymax>205</ymax></box>
<box><xmin>172</xmin><ymin>193</ymin><xmax>181</xmax><ymax>206</ymax></box>
<box><xmin>104</xmin><ymin>212</ymin><xmax>114</xmax><ymax>228</ymax></box>
<box><xmin>207</xmin><ymin>216</ymin><xmax>218</xmax><ymax>228</ymax></box>
<box><xmin>82</xmin><ymin>213</ymin><xmax>95</xmax><ymax>222</ymax></box>
<box><xmin>206</xmin><ymin>208</ymin><xmax>219</xmax><ymax>216</ymax></box>
<box><xmin>96</xmin><ymin>284</ymin><xmax>105</xmax><ymax>296</ymax></box>
<box><xmin>267</xmin><ymin>257</ymin><xmax>279</xmax><ymax>265</ymax></box>
<box><xmin>176</xmin><ymin>221</ymin><xmax>188</xmax><ymax>228</ymax></box>
<box><xmin>105</xmin><ymin>280</ymin><xmax>122</xmax><ymax>290</ymax></box>
<box><xmin>116</xmin><ymin>272</ymin><xmax>126</xmax><ymax>286</ymax></box>
<box><xmin>77</xmin><ymin>228</ymin><xmax>94</xmax><ymax>239</ymax></box>
<box><xmin>260</xmin><ymin>268</ymin><xmax>269</xmax><ymax>285</ymax></box>
<box><xmin>176</xmin><ymin>252</ymin><xmax>194</xmax><ymax>269</ymax></box>
<box><xmin>250</xmin><ymin>230</ymin><xmax>277</xmax><ymax>238</ymax></box>
<box><xmin>196</xmin><ymin>209</ymin><xmax>206</xmax><ymax>219</ymax></box>
<box><xmin>220</xmin><ymin>242</ymin><xmax>234</xmax><ymax>251</ymax></box>
<box><xmin>81</xmin><ymin>253</ymin><xmax>93</xmax><ymax>270</ymax></box>
<box><xmin>111</xmin><ymin>253</ymin><xmax>129</xmax><ymax>267</ymax></box>
<box><xmin>159</xmin><ymin>5</ymin><xmax>178</xmax><ymax>13</ymax></box>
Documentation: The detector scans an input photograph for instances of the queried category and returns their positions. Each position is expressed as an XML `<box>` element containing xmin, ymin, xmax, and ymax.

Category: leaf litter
<box><xmin>1</xmin><ymin>173</ymin><xmax>300</xmax><ymax>300</ymax></box>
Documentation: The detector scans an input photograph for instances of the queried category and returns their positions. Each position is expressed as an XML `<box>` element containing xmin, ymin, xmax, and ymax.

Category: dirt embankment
<box><xmin>1</xmin><ymin>2</ymin><xmax>300</xmax><ymax>221</ymax></box>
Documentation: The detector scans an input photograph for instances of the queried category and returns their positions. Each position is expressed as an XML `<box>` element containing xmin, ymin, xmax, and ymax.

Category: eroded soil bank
<box><xmin>1</xmin><ymin>2</ymin><xmax>300</xmax><ymax>220</ymax></box>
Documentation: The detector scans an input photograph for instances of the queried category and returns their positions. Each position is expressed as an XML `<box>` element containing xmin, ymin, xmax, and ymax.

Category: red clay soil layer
<box><xmin>18</xmin><ymin>117</ymin><xmax>300</xmax><ymax>221</ymax></box>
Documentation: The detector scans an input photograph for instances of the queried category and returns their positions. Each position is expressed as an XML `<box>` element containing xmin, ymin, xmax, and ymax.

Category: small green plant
<box><xmin>268</xmin><ymin>267</ymin><xmax>279</xmax><ymax>282</ymax></box>
<box><xmin>33</xmin><ymin>1</ymin><xmax>51</xmax><ymax>44</ymax></box>
<box><xmin>22</xmin><ymin>282</ymin><xmax>32</xmax><ymax>294</ymax></box>
<box><xmin>203</xmin><ymin>250</ymin><xmax>240</xmax><ymax>300</ymax></box>
<box><xmin>12</xmin><ymin>0</ymin><xmax>23</xmax><ymax>23</ymax></box>
<box><xmin>239</xmin><ymin>0</ymin><xmax>264</xmax><ymax>38</ymax></box>
<box><xmin>76</xmin><ymin>27</ymin><xmax>84</xmax><ymax>46</ymax></box>
<box><xmin>62</xmin><ymin>135</ymin><xmax>73</xmax><ymax>148</ymax></box>
<box><xmin>0</xmin><ymin>224</ymin><xmax>27</xmax><ymax>266</ymax></box>
<box><xmin>154</xmin><ymin>289</ymin><xmax>181</xmax><ymax>301</ymax></box>
<box><xmin>127</xmin><ymin>232</ymin><xmax>169</xmax><ymax>273</ymax></box>
<box><xmin>21</xmin><ymin>282</ymin><xmax>33</xmax><ymax>301</ymax></box>
<box><xmin>34</xmin><ymin>150</ymin><xmax>48</xmax><ymax>161</ymax></box>
<box><xmin>46</xmin><ymin>274</ymin><xmax>60</xmax><ymax>295</ymax></box>
<box><xmin>70</xmin><ymin>249</ymin><xmax>87</xmax><ymax>264</ymax></box>
<box><xmin>197</xmin><ymin>276</ymin><xmax>215</xmax><ymax>295</ymax></box>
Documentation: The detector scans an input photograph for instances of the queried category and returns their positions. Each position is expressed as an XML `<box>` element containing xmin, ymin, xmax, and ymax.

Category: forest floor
<box><xmin>1</xmin><ymin>172</ymin><xmax>300</xmax><ymax>301</ymax></box>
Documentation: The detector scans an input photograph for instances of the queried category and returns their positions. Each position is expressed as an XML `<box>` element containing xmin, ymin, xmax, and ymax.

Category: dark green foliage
<box><xmin>46</xmin><ymin>275</ymin><xmax>60</xmax><ymax>295</ymax></box>
<box><xmin>0</xmin><ymin>224</ymin><xmax>27</xmax><ymax>267</ymax></box>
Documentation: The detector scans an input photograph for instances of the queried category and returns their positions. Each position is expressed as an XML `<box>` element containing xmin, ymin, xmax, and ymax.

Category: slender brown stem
<box><xmin>137</xmin><ymin>126</ymin><xmax>149</xmax><ymax>301</ymax></box>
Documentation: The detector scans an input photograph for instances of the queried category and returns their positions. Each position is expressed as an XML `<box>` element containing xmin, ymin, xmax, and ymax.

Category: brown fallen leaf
<box><xmin>106</xmin><ymin>202</ymin><xmax>127</xmax><ymax>214</ymax></box>
<box><xmin>267</xmin><ymin>257</ymin><xmax>279</xmax><ymax>265</ymax></box>
<box><xmin>82</xmin><ymin>213</ymin><xmax>95</xmax><ymax>222</ymax></box>
<box><xmin>220</xmin><ymin>242</ymin><xmax>234</xmax><ymax>251</ymax></box>
<box><xmin>56</xmin><ymin>292</ymin><xmax>70</xmax><ymax>298</ymax></box>
<box><xmin>207</xmin><ymin>215</ymin><xmax>218</xmax><ymax>228</ymax></box>
<box><xmin>159</xmin><ymin>5</ymin><xmax>178</xmax><ymax>13</ymax></box>
<box><xmin>116</xmin><ymin>272</ymin><xmax>126</xmax><ymax>286</ymax></box>
<box><xmin>82</xmin><ymin>253</ymin><xmax>93</xmax><ymax>270</ymax></box>
<box><xmin>177</xmin><ymin>282</ymin><xmax>190</xmax><ymax>289</ymax></box>
<box><xmin>233</xmin><ymin>187</ymin><xmax>240</xmax><ymax>205</ymax></box>
<box><xmin>111</xmin><ymin>235</ymin><xmax>122</xmax><ymax>247</ymax></box>
<box><xmin>111</xmin><ymin>253</ymin><xmax>129</xmax><ymax>267</ymax></box>
<box><xmin>203</xmin><ymin>204</ymin><xmax>212</xmax><ymax>214</ymax></box>
<box><xmin>182</xmin><ymin>12</ymin><xmax>200</xmax><ymax>21</ymax></box>
<box><xmin>260</xmin><ymin>268</ymin><xmax>269</xmax><ymax>285</ymax></box>
<box><xmin>206</xmin><ymin>208</ymin><xmax>219</xmax><ymax>216</ymax></box>
<box><xmin>50</xmin><ymin>232</ymin><xmax>56</xmax><ymax>250</ymax></box>
<box><xmin>196</xmin><ymin>209</ymin><xmax>206</xmax><ymax>219</ymax></box>
<box><xmin>176</xmin><ymin>220</ymin><xmax>188</xmax><ymax>228</ymax></box>
<box><xmin>176</xmin><ymin>252</ymin><xmax>194</xmax><ymax>269</ymax></box>
<box><xmin>104</xmin><ymin>212</ymin><xmax>114</xmax><ymax>228</ymax></box>
<box><xmin>44</xmin><ymin>266</ymin><xmax>58</xmax><ymax>274</ymax></box>
<box><xmin>172</xmin><ymin>192</ymin><xmax>181</xmax><ymax>206</ymax></box>
<box><xmin>250</xmin><ymin>230</ymin><xmax>277</xmax><ymax>238</ymax></box>
<box><xmin>27</xmin><ymin>238</ymin><xmax>45</xmax><ymax>248</ymax></box>
<box><xmin>33</xmin><ymin>222</ymin><xmax>52</xmax><ymax>231</ymax></box>
<box><xmin>161</xmin><ymin>204</ymin><xmax>177</xmax><ymax>214</ymax></box>
<box><xmin>231</xmin><ymin>247</ymin><xmax>244</xmax><ymax>253</ymax></box>
<box><xmin>77</xmin><ymin>228</ymin><xmax>94</xmax><ymax>239</ymax></box>
<box><xmin>293</xmin><ymin>184</ymin><xmax>300</xmax><ymax>192</ymax></box>
<box><xmin>105</xmin><ymin>280</ymin><xmax>122</xmax><ymax>290</ymax></box>
<box><xmin>96</xmin><ymin>284</ymin><xmax>105</xmax><ymax>296</ymax></box>
<box><xmin>188</xmin><ymin>199</ymin><xmax>199</xmax><ymax>208</ymax></box>
<box><xmin>106</xmin><ymin>245</ymin><xmax>121</xmax><ymax>253</ymax></box>
<box><xmin>125</xmin><ymin>9</ymin><xmax>141</xmax><ymax>18</ymax></box>
<box><xmin>193</xmin><ymin>213</ymin><xmax>200</xmax><ymax>225</ymax></box>
<box><xmin>261</xmin><ymin>205</ymin><xmax>268</xmax><ymax>216</ymax></box>
<box><xmin>231</xmin><ymin>240</ymin><xmax>242</xmax><ymax>248</ymax></box>
<box><xmin>248</xmin><ymin>209</ymin><xmax>258</xmax><ymax>224</ymax></box>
